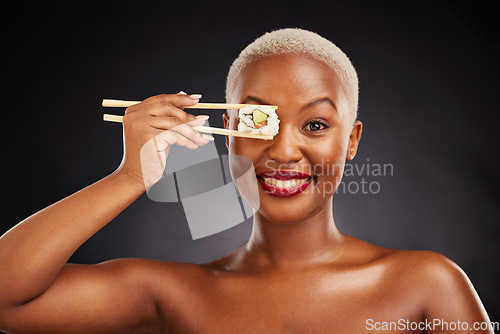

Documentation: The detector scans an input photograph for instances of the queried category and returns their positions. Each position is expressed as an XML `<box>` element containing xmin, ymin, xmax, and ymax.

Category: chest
<box><xmin>158</xmin><ymin>270</ymin><xmax>424</xmax><ymax>333</ymax></box>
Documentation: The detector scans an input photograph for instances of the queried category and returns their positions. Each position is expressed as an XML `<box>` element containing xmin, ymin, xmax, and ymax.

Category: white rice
<box><xmin>237</xmin><ymin>105</ymin><xmax>280</xmax><ymax>136</ymax></box>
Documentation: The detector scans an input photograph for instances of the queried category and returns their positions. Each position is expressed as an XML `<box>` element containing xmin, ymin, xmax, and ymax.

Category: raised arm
<box><xmin>0</xmin><ymin>93</ymin><xmax>212</xmax><ymax>333</ymax></box>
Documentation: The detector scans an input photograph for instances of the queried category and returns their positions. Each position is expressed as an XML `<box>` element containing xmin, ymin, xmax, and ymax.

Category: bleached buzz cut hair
<box><xmin>225</xmin><ymin>28</ymin><xmax>359</xmax><ymax>120</ymax></box>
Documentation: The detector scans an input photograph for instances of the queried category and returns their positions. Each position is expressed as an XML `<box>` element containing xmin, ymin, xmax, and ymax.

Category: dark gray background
<box><xmin>1</xmin><ymin>0</ymin><xmax>498</xmax><ymax>325</ymax></box>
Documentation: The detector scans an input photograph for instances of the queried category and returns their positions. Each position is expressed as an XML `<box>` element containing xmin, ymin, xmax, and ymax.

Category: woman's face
<box><xmin>224</xmin><ymin>54</ymin><xmax>362</xmax><ymax>224</ymax></box>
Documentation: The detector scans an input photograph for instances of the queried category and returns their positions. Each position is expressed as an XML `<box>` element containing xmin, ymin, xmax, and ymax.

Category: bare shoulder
<box><xmin>355</xmin><ymin>243</ymin><xmax>491</xmax><ymax>325</ymax></box>
<box><xmin>351</xmin><ymin>239</ymin><xmax>473</xmax><ymax>290</ymax></box>
<box><xmin>340</xmin><ymin>236</ymin><xmax>481</xmax><ymax>300</ymax></box>
<box><xmin>342</xmin><ymin>235</ymin><xmax>468</xmax><ymax>281</ymax></box>
<box><xmin>378</xmin><ymin>249</ymin><xmax>473</xmax><ymax>291</ymax></box>
<box><xmin>392</xmin><ymin>250</ymin><xmax>491</xmax><ymax>328</ymax></box>
<box><xmin>388</xmin><ymin>250</ymin><xmax>484</xmax><ymax>303</ymax></box>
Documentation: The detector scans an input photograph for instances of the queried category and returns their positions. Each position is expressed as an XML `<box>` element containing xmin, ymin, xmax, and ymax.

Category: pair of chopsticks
<box><xmin>102</xmin><ymin>99</ymin><xmax>277</xmax><ymax>140</ymax></box>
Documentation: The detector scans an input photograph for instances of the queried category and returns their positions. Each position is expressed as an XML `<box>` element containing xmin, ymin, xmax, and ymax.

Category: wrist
<box><xmin>110</xmin><ymin>168</ymin><xmax>147</xmax><ymax>195</ymax></box>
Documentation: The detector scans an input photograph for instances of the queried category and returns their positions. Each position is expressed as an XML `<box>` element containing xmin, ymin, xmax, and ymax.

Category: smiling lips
<box><xmin>257</xmin><ymin>170</ymin><xmax>313</xmax><ymax>198</ymax></box>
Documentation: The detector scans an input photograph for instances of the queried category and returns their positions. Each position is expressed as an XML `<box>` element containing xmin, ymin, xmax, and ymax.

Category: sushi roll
<box><xmin>237</xmin><ymin>105</ymin><xmax>280</xmax><ymax>136</ymax></box>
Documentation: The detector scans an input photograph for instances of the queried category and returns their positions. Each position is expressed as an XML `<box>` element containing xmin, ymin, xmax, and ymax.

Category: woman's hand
<box><xmin>116</xmin><ymin>92</ymin><xmax>214</xmax><ymax>188</ymax></box>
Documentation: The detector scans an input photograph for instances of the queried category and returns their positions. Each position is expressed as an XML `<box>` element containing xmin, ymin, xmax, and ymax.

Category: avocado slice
<box><xmin>252</xmin><ymin>109</ymin><xmax>268</xmax><ymax>125</ymax></box>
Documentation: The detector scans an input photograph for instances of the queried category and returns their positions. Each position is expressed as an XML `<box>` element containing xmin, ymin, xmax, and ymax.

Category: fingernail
<box><xmin>189</xmin><ymin>94</ymin><xmax>202</xmax><ymax>99</ymax></box>
<box><xmin>202</xmin><ymin>134</ymin><xmax>215</xmax><ymax>141</ymax></box>
<box><xmin>177</xmin><ymin>91</ymin><xmax>187</xmax><ymax>95</ymax></box>
<box><xmin>196</xmin><ymin>115</ymin><xmax>209</xmax><ymax>120</ymax></box>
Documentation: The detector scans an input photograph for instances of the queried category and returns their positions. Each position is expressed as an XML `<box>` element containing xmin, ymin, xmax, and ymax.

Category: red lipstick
<box><xmin>257</xmin><ymin>170</ymin><xmax>313</xmax><ymax>198</ymax></box>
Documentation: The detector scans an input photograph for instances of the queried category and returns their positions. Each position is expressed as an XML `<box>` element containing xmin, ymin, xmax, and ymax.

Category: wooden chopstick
<box><xmin>102</xmin><ymin>99</ymin><xmax>278</xmax><ymax>110</ymax></box>
<box><xmin>191</xmin><ymin>126</ymin><xmax>273</xmax><ymax>140</ymax></box>
<box><xmin>102</xmin><ymin>114</ymin><xmax>274</xmax><ymax>140</ymax></box>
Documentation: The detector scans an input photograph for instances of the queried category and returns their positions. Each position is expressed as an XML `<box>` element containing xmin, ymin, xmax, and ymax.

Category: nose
<box><xmin>266</xmin><ymin>125</ymin><xmax>303</xmax><ymax>164</ymax></box>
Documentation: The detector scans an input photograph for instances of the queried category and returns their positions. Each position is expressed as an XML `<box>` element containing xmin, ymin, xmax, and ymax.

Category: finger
<box><xmin>154</xmin><ymin>130</ymin><xmax>199</xmax><ymax>151</ymax></box>
<box><xmin>150</xmin><ymin>117</ymin><xmax>210</xmax><ymax>146</ymax></box>
<box><xmin>125</xmin><ymin>93</ymin><xmax>200</xmax><ymax>115</ymax></box>
<box><xmin>177</xmin><ymin>91</ymin><xmax>187</xmax><ymax>110</ymax></box>
<box><xmin>186</xmin><ymin>116</ymin><xmax>215</xmax><ymax>141</ymax></box>
<box><xmin>149</xmin><ymin>116</ymin><xmax>209</xmax><ymax>146</ymax></box>
<box><xmin>142</xmin><ymin>101</ymin><xmax>199</xmax><ymax>123</ymax></box>
<box><xmin>186</xmin><ymin>115</ymin><xmax>209</xmax><ymax>126</ymax></box>
<box><xmin>147</xmin><ymin>115</ymin><xmax>206</xmax><ymax>130</ymax></box>
<box><xmin>142</xmin><ymin>93</ymin><xmax>201</xmax><ymax>109</ymax></box>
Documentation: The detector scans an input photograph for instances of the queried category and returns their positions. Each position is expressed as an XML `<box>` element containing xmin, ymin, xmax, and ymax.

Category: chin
<box><xmin>251</xmin><ymin>184</ymin><xmax>331</xmax><ymax>225</ymax></box>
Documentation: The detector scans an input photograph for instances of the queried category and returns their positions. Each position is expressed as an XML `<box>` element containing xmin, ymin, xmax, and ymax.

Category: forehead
<box><xmin>233</xmin><ymin>54</ymin><xmax>346</xmax><ymax>108</ymax></box>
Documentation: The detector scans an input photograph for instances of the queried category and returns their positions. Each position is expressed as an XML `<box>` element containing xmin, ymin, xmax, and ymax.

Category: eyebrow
<box><xmin>241</xmin><ymin>96</ymin><xmax>337</xmax><ymax>112</ymax></box>
<box><xmin>241</xmin><ymin>96</ymin><xmax>269</xmax><ymax>105</ymax></box>
<box><xmin>302</xmin><ymin>97</ymin><xmax>337</xmax><ymax>112</ymax></box>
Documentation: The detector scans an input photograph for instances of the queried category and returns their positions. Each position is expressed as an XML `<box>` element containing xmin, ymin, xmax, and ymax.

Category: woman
<box><xmin>0</xmin><ymin>28</ymin><xmax>493</xmax><ymax>333</ymax></box>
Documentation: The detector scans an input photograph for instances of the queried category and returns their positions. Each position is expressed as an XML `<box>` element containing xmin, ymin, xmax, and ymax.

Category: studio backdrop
<box><xmin>2</xmin><ymin>0</ymin><xmax>498</xmax><ymax>325</ymax></box>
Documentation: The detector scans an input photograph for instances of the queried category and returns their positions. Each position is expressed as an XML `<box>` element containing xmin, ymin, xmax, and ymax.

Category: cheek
<box><xmin>306</xmin><ymin>137</ymin><xmax>348</xmax><ymax>195</ymax></box>
<box><xmin>228</xmin><ymin>137</ymin><xmax>266</xmax><ymax>175</ymax></box>
<box><xmin>229</xmin><ymin>137</ymin><xmax>256</xmax><ymax>157</ymax></box>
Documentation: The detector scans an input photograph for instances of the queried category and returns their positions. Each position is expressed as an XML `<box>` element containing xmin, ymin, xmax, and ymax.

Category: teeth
<box><xmin>262</xmin><ymin>177</ymin><xmax>309</xmax><ymax>189</ymax></box>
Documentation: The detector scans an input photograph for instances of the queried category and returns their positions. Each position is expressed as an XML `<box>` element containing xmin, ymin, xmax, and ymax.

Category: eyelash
<box><xmin>302</xmin><ymin>118</ymin><xmax>329</xmax><ymax>132</ymax></box>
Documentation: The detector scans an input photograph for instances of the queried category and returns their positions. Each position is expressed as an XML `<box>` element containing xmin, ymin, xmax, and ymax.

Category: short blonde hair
<box><xmin>225</xmin><ymin>28</ymin><xmax>359</xmax><ymax>120</ymax></box>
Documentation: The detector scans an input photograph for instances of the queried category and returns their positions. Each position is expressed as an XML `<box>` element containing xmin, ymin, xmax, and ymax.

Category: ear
<box><xmin>223</xmin><ymin>112</ymin><xmax>230</xmax><ymax>149</ymax></box>
<box><xmin>346</xmin><ymin>120</ymin><xmax>363</xmax><ymax>161</ymax></box>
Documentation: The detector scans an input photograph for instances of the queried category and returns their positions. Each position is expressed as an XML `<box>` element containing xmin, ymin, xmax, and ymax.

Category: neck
<box><xmin>244</xmin><ymin>199</ymin><xmax>344</xmax><ymax>269</ymax></box>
